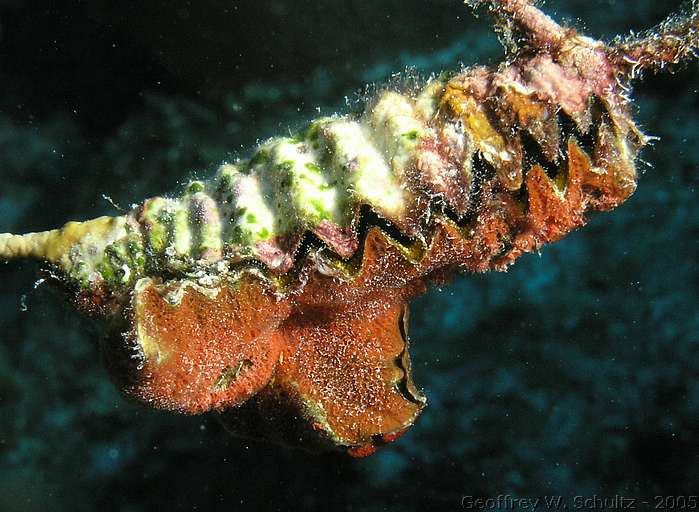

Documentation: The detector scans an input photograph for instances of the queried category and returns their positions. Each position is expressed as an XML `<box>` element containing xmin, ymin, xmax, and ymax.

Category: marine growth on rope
<box><xmin>1</xmin><ymin>0</ymin><xmax>697</xmax><ymax>455</ymax></box>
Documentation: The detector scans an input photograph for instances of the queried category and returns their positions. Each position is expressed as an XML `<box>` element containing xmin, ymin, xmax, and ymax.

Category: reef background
<box><xmin>0</xmin><ymin>0</ymin><xmax>697</xmax><ymax>510</ymax></box>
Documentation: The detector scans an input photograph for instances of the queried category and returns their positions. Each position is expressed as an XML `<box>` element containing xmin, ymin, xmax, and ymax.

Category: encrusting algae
<box><xmin>1</xmin><ymin>0</ymin><xmax>697</xmax><ymax>456</ymax></box>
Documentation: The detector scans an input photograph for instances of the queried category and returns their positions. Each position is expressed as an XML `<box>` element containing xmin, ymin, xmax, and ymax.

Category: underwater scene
<box><xmin>0</xmin><ymin>0</ymin><xmax>698</xmax><ymax>510</ymax></box>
